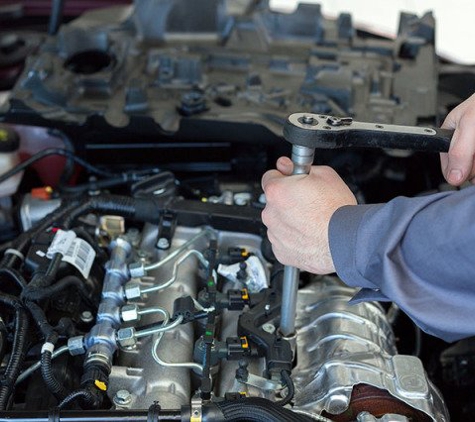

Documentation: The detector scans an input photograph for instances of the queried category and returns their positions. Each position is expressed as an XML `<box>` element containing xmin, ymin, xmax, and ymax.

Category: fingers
<box><xmin>442</xmin><ymin>127</ymin><xmax>475</xmax><ymax>185</ymax></box>
<box><xmin>276</xmin><ymin>156</ymin><xmax>293</xmax><ymax>175</ymax></box>
<box><xmin>261</xmin><ymin>156</ymin><xmax>298</xmax><ymax>191</ymax></box>
<box><xmin>440</xmin><ymin>94</ymin><xmax>475</xmax><ymax>185</ymax></box>
<box><xmin>261</xmin><ymin>168</ymin><xmax>285</xmax><ymax>192</ymax></box>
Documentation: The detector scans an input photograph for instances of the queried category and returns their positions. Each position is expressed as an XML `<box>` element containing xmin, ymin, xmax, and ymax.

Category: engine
<box><xmin>0</xmin><ymin>1</ymin><xmax>473</xmax><ymax>420</ymax></box>
<box><xmin>0</xmin><ymin>193</ymin><xmax>448</xmax><ymax>421</ymax></box>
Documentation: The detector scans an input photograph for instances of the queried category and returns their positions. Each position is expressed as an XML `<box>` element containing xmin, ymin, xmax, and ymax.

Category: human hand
<box><xmin>261</xmin><ymin>157</ymin><xmax>357</xmax><ymax>274</ymax></box>
<box><xmin>441</xmin><ymin>93</ymin><xmax>475</xmax><ymax>185</ymax></box>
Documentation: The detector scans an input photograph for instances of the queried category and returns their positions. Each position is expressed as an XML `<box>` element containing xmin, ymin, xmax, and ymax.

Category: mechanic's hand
<box><xmin>441</xmin><ymin>93</ymin><xmax>475</xmax><ymax>185</ymax></box>
<box><xmin>261</xmin><ymin>157</ymin><xmax>357</xmax><ymax>274</ymax></box>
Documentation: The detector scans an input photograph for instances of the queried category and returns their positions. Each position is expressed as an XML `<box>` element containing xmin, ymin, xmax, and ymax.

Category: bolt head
<box><xmin>117</xmin><ymin>327</ymin><xmax>137</xmax><ymax>347</ymax></box>
<box><xmin>68</xmin><ymin>336</ymin><xmax>86</xmax><ymax>356</ymax></box>
<box><xmin>327</xmin><ymin>394</ymin><xmax>350</xmax><ymax>414</ymax></box>
<box><xmin>262</xmin><ymin>323</ymin><xmax>276</xmax><ymax>334</ymax></box>
<box><xmin>114</xmin><ymin>389</ymin><xmax>132</xmax><ymax>405</ymax></box>
<box><xmin>157</xmin><ymin>237</ymin><xmax>170</xmax><ymax>249</ymax></box>
<box><xmin>80</xmin><ymin>310</ymin><xmax>94</xmax><ymax>323</ymax></box>
<box><xmin>129</xmin><ymin>262</ymin><xmax>146</xmax><ymax>278</ymax></box>
<box><xmin>121</xmin><ymin>304</ymin><xmax>140</xmax><ymax>322</ymax></box>
<box><xmin>124</xmin><ymin>282</ymin><xmax>141</xmax><ymax>300</ymax></box>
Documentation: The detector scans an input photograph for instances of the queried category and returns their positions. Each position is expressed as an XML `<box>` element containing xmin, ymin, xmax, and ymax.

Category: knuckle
<box><xmin>262</xmin><ymin>179</ymin><xmax>281</xmax><ymax>202</ymax></box>
<box><xmin>449</xmin><ymin>143</ymin><xmax>471</xmax><ymax>162</ymax></box>
<box><xmin>261</xmin><ymin>207</ymin><xmax>270</xmax><ymax>226</ymax></box>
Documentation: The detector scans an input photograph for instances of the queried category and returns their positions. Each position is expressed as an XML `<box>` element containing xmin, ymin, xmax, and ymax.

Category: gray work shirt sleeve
<box><xmin>329</xmin><ymin>185</ymin><xmax>475</xmax><ymax>342</ymax></box>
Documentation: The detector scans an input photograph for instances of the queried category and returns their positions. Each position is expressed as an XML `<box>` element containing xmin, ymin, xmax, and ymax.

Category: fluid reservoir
<box><xmin>0</xmin><ymin>125</ymin><xmax>23</xmax><ymax>197</ymax></box>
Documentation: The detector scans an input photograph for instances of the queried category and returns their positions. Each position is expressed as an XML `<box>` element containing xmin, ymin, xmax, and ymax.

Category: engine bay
<box><xmin>0</xmin><ymin>1</ymin><xmax>474</xmax><ymax>420</ymax></box>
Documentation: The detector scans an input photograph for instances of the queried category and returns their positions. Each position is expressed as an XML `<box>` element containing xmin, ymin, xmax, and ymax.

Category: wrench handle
<box><xmin>284</xmin><ymin>113</ymin><xmax>454</xmax><ymax>152</ymax></box>
<box><xmin>279</xmin><ymin>145</ymin><xmax>315</xmax><ymax>338</ymax></box>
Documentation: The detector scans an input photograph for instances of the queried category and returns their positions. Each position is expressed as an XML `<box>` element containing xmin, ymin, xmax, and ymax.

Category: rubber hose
<box><xmin>26</xmin><ymin>253</ymin><xmax>62</xmax><ymax>291</ymax></box>
<box><xmin>61</xmin><ymin>195</ymin><xmax>163</xmax><ymax>228</ymax></box>
<box><xmin>48</xmin><ymin>129</ymin><xmax>75</xmax><ymax>186</ymax></box>
<box><xmin>275</xmin><ymin>370</ymin><xmax>295</xmax><ymax>407</ymax></box>
<box><xmin>215</xmin><ymin>397</ymin><xmax>313</xmax><ymax>422</ymax></box>
<box><xmin>21</xmin><ymin>254</ymin><xmax>63</xmax><ymax>304</ymax></box>
<box><xmin>0</xmin><ymin>267</ymin><xmax>27</xmax><ymax>292</ymax></box>
<box><xmin>58</xmin><ymin>388</ymin><xmax>98</xmax><ymax>410</ymax></box>
<box><xmin>0</xmin><ymin>320</ymin><xmax>6</xmax><ymax>363</ymax></box>
<box><xmin>23</xmin><ymin>276</ymin><xmax>90</xmax><ymax>302</ymax></box>
<box><xmin>24</xmin><ymin>300</ymin><xmax>56</xmax><ymax>340</ymax></box>
<box><xmin>41</xmin><ymin>346</ymin><xmax>69</xmax><ymax>401</ymax></box>
<box><xmin>0</xmin><ymin>295</ymin><xmax>29</xmax><ymax>410</ymax></box>
<box><xmin>60</xmin><ymin>195</ymin><xmax>138</xmax><ymax>228</ymax></box>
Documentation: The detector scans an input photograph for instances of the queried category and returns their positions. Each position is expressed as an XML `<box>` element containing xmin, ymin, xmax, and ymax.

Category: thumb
<box><xmin>276</xmin><ymin>156</ymin><xmax>294</xmax><ymax>176</ymax></box>
<box><xmin>442</xmin><ymin>122</ymin><xmax>475</xmax><ymax>186</ymax></box>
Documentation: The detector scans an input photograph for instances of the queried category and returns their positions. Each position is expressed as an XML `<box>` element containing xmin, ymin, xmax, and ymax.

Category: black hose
<box><xmin>275</xmin><ymin>370</ymin><xmax>295</xmax><ymax>407</ymax></box>
<box><xmin>40</xmin><ymin>341</ymin><xmax>69</xmax><ymax>401</ymax></box>
<box><xmin>0</xmin><ymin>267</ymin><xmax>27</xmax><ymax>293</ymax></box>
<box><xmin>26</xmin><ymin>306</ymin><xmax>71</xmax><ymax>403</ymax></box>
<box><xmin>0</xmin><ymin>295</ymin><xmax>29</xmax><ymax>410</ymax></box>
<box><xmin>60</xmin><ymin>195</ymin><xmax>162</xmax><ymax>228</ymax></box>
<box><xmin>47</xmin><ymin>129</ymin><xmax>75</xmax><ymax>186</ymax></box>
<box><xmin>58</xmin><ymin>388</ymin><xmax>99</xmax><ymax>410</ymax></box>
<box><xmin>24</xmin><ymin>300</ymin><xmax>56</xmax><ymax>340</ymax></box>
<box><xmin>60</xmin><ymin>195</ymin><xmax>138</xmax><ymax>228</ymax></box>
<box><xmin>0</xmin><ymin>148</ymin><xmax>115</xmax><ymax>188</ymax></box>
<box><xmin>58</xmin><ymin>170</ymin><xmax>157</xmax><ymax>196</ymax></box>
<box><xmin>215</xmin><ymin>397</ymin><xmax>313</xmax><ymax>422</ymax></box>
<box><xmin>0</xmin><ymin>318</ymin><xmax>6</xmax><ymax>363</ymax></box>
<box><xmin>21</xmin><ymin>253</ymin><xmax>63</xmax><ymax>304</ymax></box>
<box><xmin>23</xmin><ymin>275</ymin><xmax>95</xmax><ymax>307</ymax></box>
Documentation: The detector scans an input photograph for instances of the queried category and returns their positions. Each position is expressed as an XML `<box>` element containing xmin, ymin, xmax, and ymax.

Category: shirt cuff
<box><xmin>349</xmin><ymin>287</ymin><xmax>391</xmax><ymax>304</ymax></box>
<box><xmin>328</xmin><ymin>204</ymin><xmax>383</xmax><ymax>290</ymax></box>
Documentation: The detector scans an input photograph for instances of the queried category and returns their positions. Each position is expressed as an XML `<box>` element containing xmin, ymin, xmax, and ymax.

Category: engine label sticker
<box><xmin>62</xmin><ymin>238</ymin><xmax>96</xmax><ymax>279</ymax></box>
<box><xmin>47</xmin><ymin>229</ymin><xmax>76</xmax><ymax>258</ymax></box>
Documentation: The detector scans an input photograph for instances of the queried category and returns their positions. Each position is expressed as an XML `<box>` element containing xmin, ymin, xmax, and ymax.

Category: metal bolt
<box><xmin>80</xmin><ymin>311</ymin><xmax>94</xmax><ymax>323</ymax></box>
<box><xmin>262</xmin><ymin>323</ymin><xmax>276</xmax><ymax>334</ymax></box>
<box><xmin>157</xmin><ymin>237</ymin><xmax>170</xmax><ymax>249</ymax></box>
<box><xmin>126</xmin><ymin>228</ymin><xmax>141</xmax><ymax>247</ymax></box>
<box><xmin>114</xmin><ymin>389</ymin><xmax>132</xmax><ymax>406</ymax></box>
<box><xmin>121</xmin><ymin>304</ymin><xmax>140</xmax><ymax>322</ymax></box>
<box><xmin>68</xmin><ymin>336</ymin><xmax>86</xmax><ymax>356</ymax></box>
<box><xmin>327</xmin><ymin>394</ymin><xmax>349</xmax><ymax>414</ymax></box>
<box><xmin>301</xmin><ymin>115</ymin><xmax>315</xmax><ymax>125</ymax></box>
<box><xmin>129</xmin><ymin>262</ymin><xmax>146</xmax><ymax>278</ymax></box>
<box><xmin>356</xmin><ymin>411</ymin><xmax>373</xmax><ymax>422</ymax></box>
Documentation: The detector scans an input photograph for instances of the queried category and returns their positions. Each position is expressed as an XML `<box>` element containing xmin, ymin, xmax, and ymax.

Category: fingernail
<box><xmin>449</xmin><ymin>169</ymin><xmax>463</xmax><ymax>184</ymax></box>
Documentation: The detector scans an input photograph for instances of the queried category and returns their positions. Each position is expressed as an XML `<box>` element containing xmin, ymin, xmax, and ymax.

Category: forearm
<box><xmin>329</xmin><ymin>186</ymin><xmax>475</xmax><ymax>342</ymax></box>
